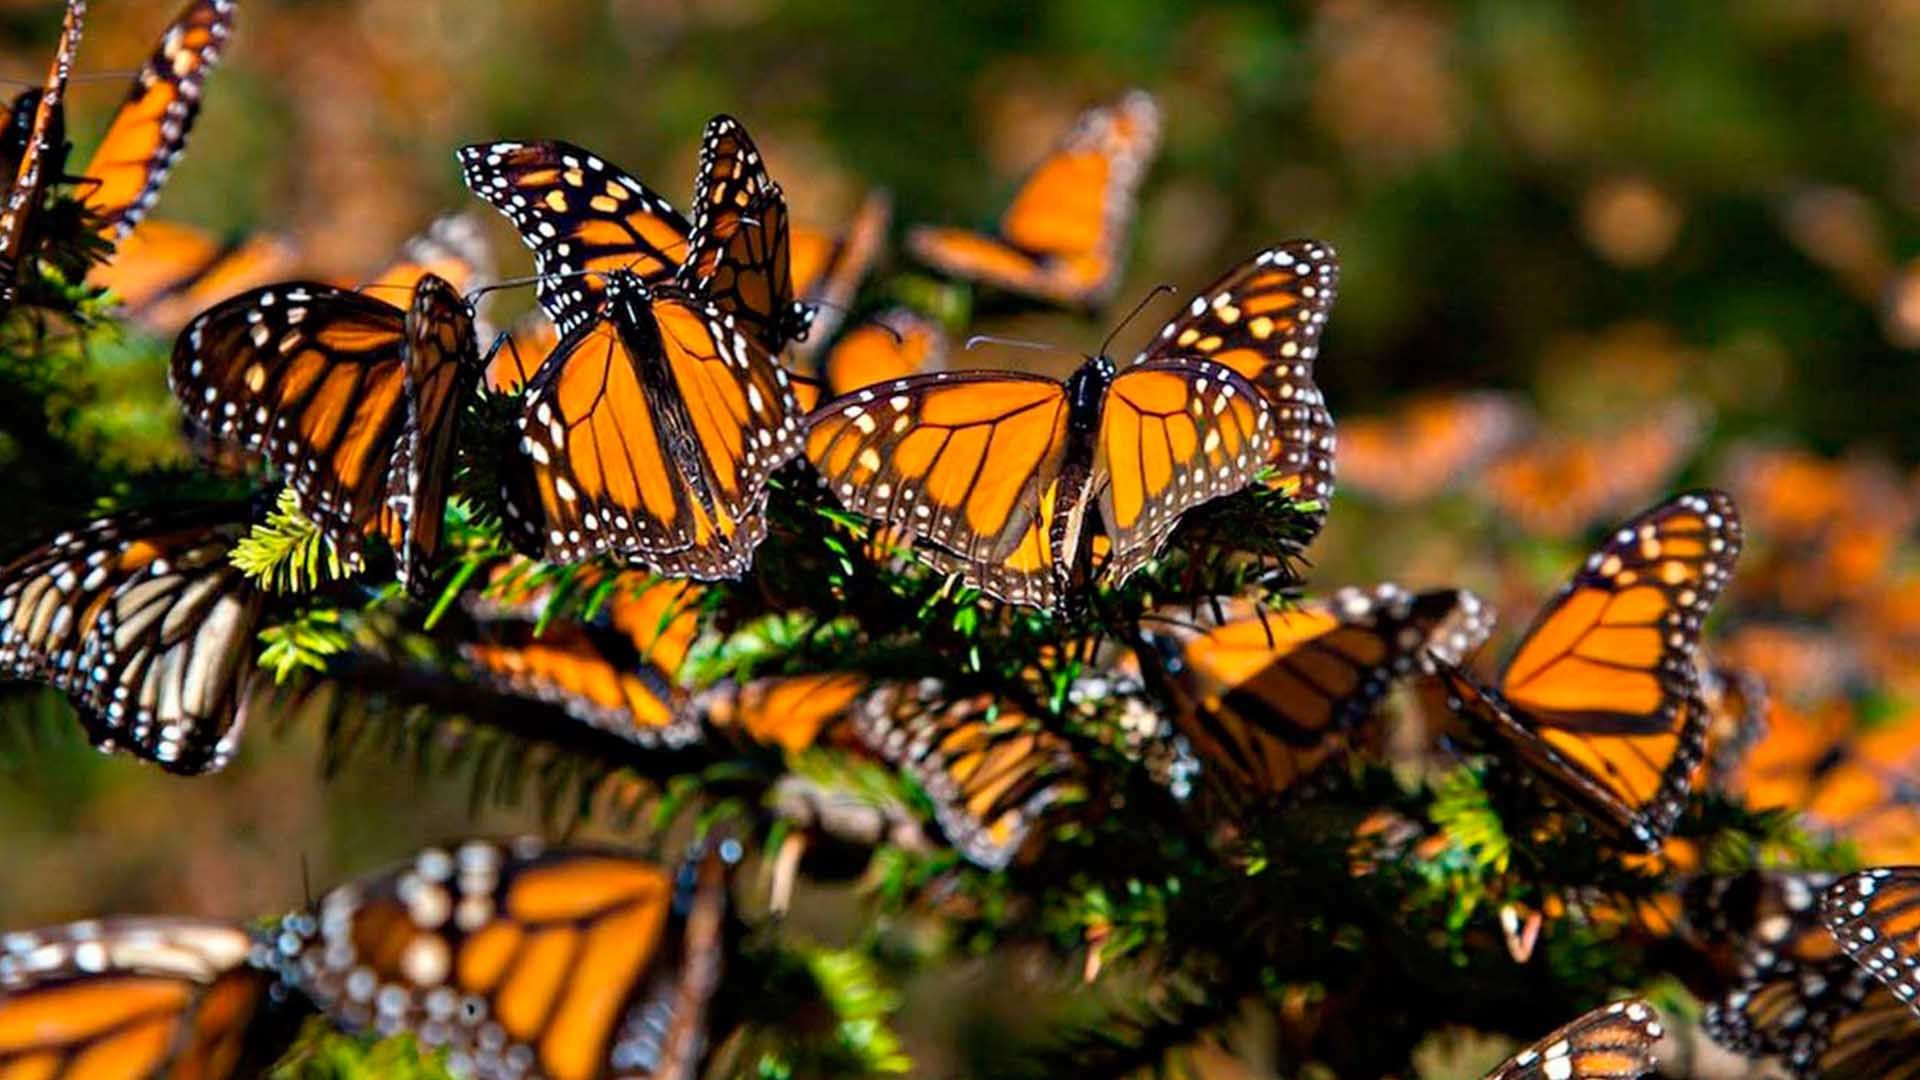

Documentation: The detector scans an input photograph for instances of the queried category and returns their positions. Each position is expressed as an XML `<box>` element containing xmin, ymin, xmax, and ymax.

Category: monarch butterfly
<box><xmin>1699</xmin><ymin>664</ymin><xmax>1769</xmax><ymax>787</ymax></box>
<box><xmin>787</xmin><ymin>189</ymin><xmax>891</xmax><ymax>361</ymax></box>
<box><xmin>1695</xmin><ymin>871</ymin><xmax>1876</xmax><ymax>1075</ymax></box>
<box><xmin>0</xmin><ymin>503</ymin><xmax>262</xmax><ymax>773</ymax></box>
<box><xmin>459</xmin><ymin>116</ymin><xmax>808</xmax><ymax>353</ymax></box>
<box><xmin>171</xmin><ymin>274</ymin><xmax>481</xmax><ymax>591</ymax></box>
<box><xmin>270</xmin><ymin>836</ymin><xmax>735</xmax><ymax>1080</ymax></box>
<box><xmin>1136</xmin><ymin>586</ymin><xmax>1491</xmax><ymax>798</ymax></box>
<box><xmin>700</xmin><ymin>670</ymin><xmax>870</xmax><ymax>753</ymax></box>
<box><xmin>459</xmin><ymin>571</ymin><xmax>705</xmax><ymax>747</ymax></box>
<box><xmin>1482</xmin><ymin>405</ymin><xmax>1701</xmax><ymax>538</ymax></box>
<box><xmin>907</xmin><ymin>90</ymin><xmax>1160</xmax><ymax>308</ymax></box>
<box><xmin>1826</xmin><ymin>868</ymin><xmax>1920</xmax><ymax>1015</ymax></box>
<box><xmin>852</xmin><ymin>679</ymin><xmax>1082</xmax><ymax>870</ymax></box>
<box><xmin>0</xmin><ymin>916</ymin><xmax>283</xmax><ymax>1080</ymax></box>
<box><xmin>1722</xmin><ymin>446</ymin><xmax>1914</xmax><ymax>615</ymax></box>
<box><xmin>806</xmin><ymin>244</ymin><xmax>1336</xmax><ymax>610</ymax></box>
<box><xmin>92</xmin><ymin>221</ymin><xmax>301</xmax><ymax>336</ymax></box>
<box><xmin>78</xmin><ymin>0</ymin><xmax>235</xmax><ymax>245</ymax></box>
<box><xmin>496</xmin><ymin>268</ymin><xmax>805</xmax><ymax>577</ymax></box>
<box><xmin>1482</xmin><ymin>999</ymin><xmax>1663</xmax><ymax>1080</ymax></box>
<box><xmin>1438</xmin><ymin>490</ymin><xmax>1743</xmax><ymax>851</ymax></box>
<box><xmin>1337</xmin><ymin>392</ymin><xmax>1529</xmax><ymax>504</ymax></box>
<box><xmin>485</xmin><ymin>310</ymin><xmax>560</xmax><ymax>395</ymax></box>
<box><xmin>0</xmin><ymin>0</ymin><xmax>83</xmax><ymax>309</ymax></box>
<box><xmin>793</xmin><ymin>308</ymin><xmax>948</xmax><ymax>412</ymax></box>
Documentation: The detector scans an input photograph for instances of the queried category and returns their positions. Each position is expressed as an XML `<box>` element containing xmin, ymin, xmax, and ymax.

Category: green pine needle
<box><xmin>231</xmin><ymin>489</ymin><xmax>350</xmax><ymax>592</ymax></box>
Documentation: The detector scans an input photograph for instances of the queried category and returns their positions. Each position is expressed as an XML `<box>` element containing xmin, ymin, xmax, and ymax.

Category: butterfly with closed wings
<box><xmin>806</xmin><ymin>243</ymin><xmax>1338</xmax><ymax>610</ymax></box>
<box><xmin>1438</xmin><ymin>490</ymin><xmax>1743</xmax><ymax>852</ymax></box>
<box><xmin>908</xmin><ymin>89</ymin><xmax>1160</xmax><ymax>309</ymax></box>
<box><xmin>170</xmin><ymin>273</ymin><xmax>481</xmax><ymax>592</ymax></box>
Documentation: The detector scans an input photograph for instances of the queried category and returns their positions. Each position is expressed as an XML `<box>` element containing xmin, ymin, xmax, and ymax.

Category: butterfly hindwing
<box><xmin>1825</xmin><ymin>867</ymin><xmax>1920</xmax><ymax>1019</ymax></box>
<box><xmin>271</xmin><ymin>838</ymin><xmax>732</xmax><ymax>1080</ymax></box>
<box><xmin>458</xmin><ymin>139</ymin><xmax>691</xmax><ymax>336</ymax></box>
<box><xmin>0</xmin><ymin>504</ymin><xmax>261</xmax><ymax>772</ymax></box>
<box><xmin>81</xmin><ymin>0</ymin><xmax>235</xmax><ymax>243</ymax></box>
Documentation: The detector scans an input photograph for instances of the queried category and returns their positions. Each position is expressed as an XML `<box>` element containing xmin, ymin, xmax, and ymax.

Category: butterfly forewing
<box><xmin>804</xmin><ymin>370</ymin><xmax>1072</xmax><ymax>606</ymax></box>
<box><xmin>273</xmin><ymin>838</ymin><xmax>732</xmax><ymax>1080</ymax></box>
<box><xmin>504</xmin><ymin>274</ymin><xmax>802</xmax><ymax>578</ymax></box>
<box><xmin>100</xmin><ymin>223</ymin><xmax>301</xmax><ymax>336</ymax></box>
<box><xmin>458</xmin><ymin>139</ymin><xmax>690</xmax><ymax>336</ymax></box>
<box><xmin>0</xmin><ymin>0</ymin><xmax>83</xmax><ymax>304</ymax></box>
<box><xmin>361</xmin><ymin>211</ymin><xmax>495</xmax><ymax>299</ymax></box>
<box><xmin>81</xmin><ymin>0</ymin><xmax>235</xmax><ymax>244</ymax></box>
<box><xmin>1092</xmin><ymin>359</ymin><xmax>1277</xmax><ymax>587</ymax></box>
<box><xmin>389</xmin><ymin>275</ymin><xmax>483</xmax><ymax>590</ymax></box>
<box><xmin>0</xmin><ymin>505</ymin><xmax>260</xmax><ymax>773</ymax></box>
<box><xmin>908</xmin><ymin>89</ymin><xmax>1160</xmax><ymax>307</ymax></box>
<box><xmin>1338</xmin><ymin>392</ymin><xmax>1529</xmax><ymax>504</ymax></box>
<box><xmin>0</xmin><ymin>916</ymin><xmax>274</xmax><ymax>1080</ymax></box>
<box><xmin>676</xmin><ymin>115</ymin><xmax>804</xmax><ymax>354</ymax></box>
<box><xmin>702</xmin><ymin>671</ymin><xmax>869</xmax><ymax>752</ymax></box>
<box><xmin>787</xmin><ymin>189</ymin><xmax>891</xmax><ymax>361</ymax></box>
<box><xmin>1484</xmin><ymin>1000</ymin><xmax>1663</xmax><ymax>1080</ymax></box>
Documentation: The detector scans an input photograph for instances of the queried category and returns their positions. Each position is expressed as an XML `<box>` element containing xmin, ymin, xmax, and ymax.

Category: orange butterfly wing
<box><xmin>703</xmin><ymin>671</ymin><xmax>870</xmax><ymax>752</ymax></box>
<box><xmin>358</xmin><ymin>211</ymin><xmax>494</xmax><ymax>299</ymax></box>
<box><xmin>0</xmin><ymin>0</ymin><xmax>82</xmax><ymax>303</ymax></box>
<box><xmin>805</xmin><ymin>370</ymin><xmax>1072</xmax><ymax>606</ymax></box>
<box><xmin>386</xmin><ymin>275</ymin><xmax>484</xmax><ymax>590</ymax></box>
<box><xmin>97</xmin><ymin>221</ymin><xmax>300</xmax><ymax>336</ymax></box>
<box><xmin>788</xmin><ymin>189</ymin><xmax>891</xmax><ymax>361</ymax></box>
<box><xmin>1134</xmin><ymin>242</ymin><xmax>1340</xmax><ymax>514</ymax></box>
<box><xmin>1141</xmin><ymin>587</ymin><xmax>1491</xmax><ymax>798</ymax></box>
<box><xmin>908</xmin><ymin>90</ymin><xmax>1160</xmax><ymax>307</ymax></box>
<box><xmin>502</xmin><ymin>274</ymin><xmax>804</xmax><ymax>577</ymax></box>
<box><xmin>458</xmin><ymin>139</ymin><xmax>690</xmax><ymax>335</ymax></box>
<box><xmin>1445</xmin><ymin>490</ymin><xmax>1742</xmax><ymax>850</ymax></box>
<box><xmin>1484</xmin><ymin>1000</ymin><xmax>1663</xmax><ymax>1080</ymax></box>
<box><xmin>1092</xmin><ymin>360</ymin><xmax>1279</xmax><ymax>587</ymax></box>
<box><xmin>80</xmin><ymin>0</ymin><xmax>234</xmax><ymax>244</ymax></box>
<box><xmin>0</xmin><ymin>505</ymin><xmax>261</xmax><ymax>772</ymax></box>
<box><xmin>270</xmin><ymin>838</ymin><xmax>732</xmax><ymax>1080</ymax></box>
<box><xmin>0</xmin><ymin>917</ymin><xmax>274</xmax><ymax>1080</ymax></box>
<box><xmin>1484</xmin><ymin>406</ymin><xmax>1701</xmax><ymax>538</ymax></box>
<box><xmin>800</xmin><ymin>307</ymin><xmax>949</xmax><ymax>412</ymax></box>
<box><xmin>1337</xmin><ymin>392</ymin><xmax>1529</xmax><ymax>504</ymax></box>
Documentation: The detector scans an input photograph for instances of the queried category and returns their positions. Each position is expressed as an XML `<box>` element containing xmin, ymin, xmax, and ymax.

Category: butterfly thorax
<box><xmin>0</xmin><ymin>91</ymin><xmax>42</xmax><ymax>175</ymax></box>
<box><xmin>1048</xmin><ymin>355</ymin><xmax>1117</xmax><ymax>604</ymax></box>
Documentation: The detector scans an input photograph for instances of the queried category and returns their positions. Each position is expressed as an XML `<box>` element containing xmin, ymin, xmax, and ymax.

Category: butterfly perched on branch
<box><xmin>907</xmin><ymin>90</ymin><xmax>1160</xmax><ymax>309</ymax></box>
<box><xmin>1438</xmin><ymin>490</ymin><xmax>1743</xmax><ymax>851</ymax></box>
<box><xmin>170</xmin><ymin>274</ymin><xmax>482</xmax><ymax>592</ymax></box>
<box><xmin>0</xmin><ymin>502</ymin><xmax>265</xmax><ymax>772</ymax></box>
<box><xmin>1137</xmin><ymin>585</ymin><xmax>1491</xmax><ymax>800</ymax></box>
<box><xmin>806</xmin><ymin>243</ymin><xmax>1337</xmax><ymax>610</ymax></box>
<box><xmin>268</xmin><ymin>836</ymin><xmax>735</xmax><ymax>1080</ymax></box>
<box><xmin>0</xmin><ymin>915</ymin><xmax>289</xmax><ymax>1080</ymax></box>
<box><xmin>459</xmin><ymin>114</ymin><xmax>812</xmax><ymax>354</ymax></box>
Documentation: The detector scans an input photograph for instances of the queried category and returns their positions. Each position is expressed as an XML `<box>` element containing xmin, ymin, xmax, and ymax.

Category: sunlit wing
<box><xmin>357</xmin><ymin>211</ymin><xmax>494</xmax><ymax>298</ymax></box>
<box><xmin>1337</xmin><ymin>392</ymin><xmax>1529</xmax><ymax>504</ymax></box>
<box><xmin>852</xmin><ymin>680</ymin><xmax>1082</xmax><ymax>870</ymax></box>
<box><xmin>0</xmin><ymin>916</ymin><xmax>277</xmax><ymax>1080</ymax></box>
<box><xmin>908</xmin><ymin>89</ymin><xmax>1159</xmax><ymax>307</ymax></box>
<box><xmin>1134</xmin><ymin>242</ymin><xmax>1340</xmax><ymax>513</ymax></box>
<box><xmin>501</xmin><ymin>272</ymin><xmax>803</xmax><ymax>578</ymax></box>
<box><xmin>796</xmin><ymin>307</ymin><xmax>947</xmax><ymax>411</ymax></box>
<box><xmin>458</xmin><ymin>139</ymin><xmax>690</xmax><ymax>336</ymax></box>
<box><xmin>1140</xmin><ymin>587</ymin><xmax>1491</xmax><ymax>797</ymax></box>
<box><xmin>98</xmin><ymin>221</ymin><xmax>299</xmax><ymax>335</ymax></box>
<box><xmin>0</xmin><ymin>0</ymin><xmax>83</xmax><ymax>305</ymax></box>
<box><xmin>270</xmin><ymin>838</ymin><xmax>733</xmax><ymax>1080</ymax></box>
<box><xmin>459</xmin><ymin>621</ymin><xmax>697</xmax><ymax>746</ymax></box>
<box><xmin>486</xmin><ymin>310</ymin><xmax>559</xmax><ymax>394</ymax></box>
<box><xmin>173</xmin><ymin>276</ymin><xmax>479</xmax><ymax>587</ymax></box>
<box><xmin>1483</xmin><ymin>406</ymin><xmax>1701</xmax><ymax>538</ymax></box>
<box><xmin>1091</xmin><ymin>359</ymin><xmax>1277</xmax><ymax>587</ymax></box>
<box><xmin>676</xmin><ymin>115</ymin><xmax>805</xmax><ymax>354</ymax></box>
<box><xmin>1483</xmin><ymin>1000</ymin><xmax>1663</xmax><ymax>1080</ymax></box>
<box><xmin>788</xmin><ymin>188</ymin><xmax>891</xmax><ymax>361</ymax></box>
<box><xmin>80</xmin><ymin>0</ymin><xmax>235</xmax><ymax>244</ymax></box>
<box><xmin>0</xmin><ymin>504</ymin><xmax>261</xmax><ymax>772</ymax></box>
<box><xmin>702</xmin><ymin>671</ymin><xmax>870</xmax><ymax>752</ymax></box>
<box><xmin>1445</xmin><ymin>490</ymin><xmax>1743</xmax><ymax>851</ymax></box>
<box><xmin>804</xmin><ymin>369</ymin><xmax>1072</xmax><ymax>607</ymax></box>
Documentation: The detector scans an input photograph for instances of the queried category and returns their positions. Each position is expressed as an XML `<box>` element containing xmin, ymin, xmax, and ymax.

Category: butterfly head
<box><xmin>1066</xmin><ymin>353</ymin><xmax>1117</xmax><ymax>432</ymax></box>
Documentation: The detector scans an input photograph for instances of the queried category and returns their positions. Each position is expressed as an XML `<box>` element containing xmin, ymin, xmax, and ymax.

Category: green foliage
<box><xmin>267</xmin><ymin>1019</ymin><xmax>452</xmax><ymax>1080</ymax></box>
<box><xmin>231</xmin><ymin>488</ymin><xmax>349</xmax><ymax>592</ymax></box>
<box><xmin>257</xmin><ymin>609</ymin><xmax>354</xmax><ymax>682</ymax></box>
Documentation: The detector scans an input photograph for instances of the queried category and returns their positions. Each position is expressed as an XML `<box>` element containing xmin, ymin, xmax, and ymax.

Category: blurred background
<box><xmin>3</xmin><ymin>1</ymin><xmax>1920</xmax><ymax>1074</ymax></box>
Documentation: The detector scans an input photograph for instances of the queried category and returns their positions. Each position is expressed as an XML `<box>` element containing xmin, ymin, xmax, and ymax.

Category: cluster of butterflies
<box><xmin>0</xmin><ymin>2</ymin><xmax>1916</xmax><ymax>1078</ymax></box>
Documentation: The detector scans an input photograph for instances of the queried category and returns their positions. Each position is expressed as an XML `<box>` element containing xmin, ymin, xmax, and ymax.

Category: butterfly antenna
<box><xmin>463</xmin><ymin>269</ymin><xmax>601</xmax><ymax>309</ymax></box>
<box><xmin>1099</xmin><ymin>283</ymin><xmax>1178</xmax><ymax>358</ymax></box>
<box><xmin>964</xmin><ymin>333</ymin><xmax>1076</xmax><ymax>359</ymax></box>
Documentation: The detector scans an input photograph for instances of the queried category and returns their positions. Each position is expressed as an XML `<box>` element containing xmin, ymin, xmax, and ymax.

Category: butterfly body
<box><xmin>501</xmin><ymin>269</ymin><xmax>804</xmax><ymax>577</ymax></box>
